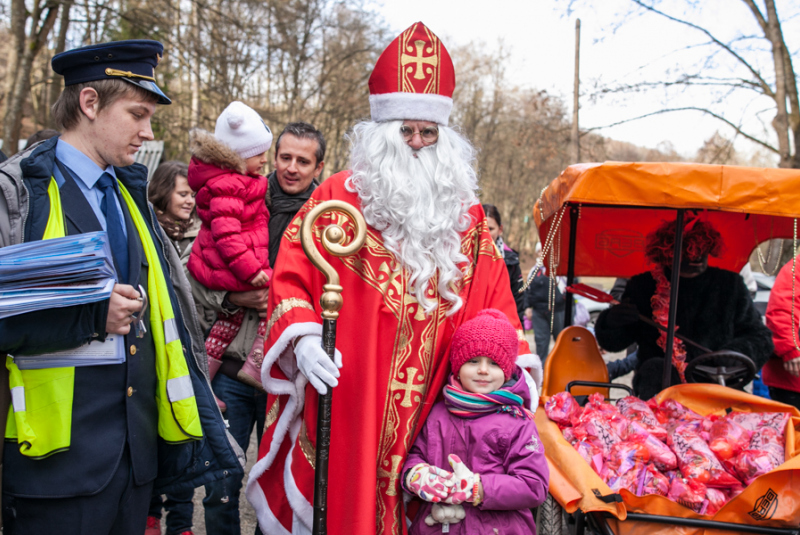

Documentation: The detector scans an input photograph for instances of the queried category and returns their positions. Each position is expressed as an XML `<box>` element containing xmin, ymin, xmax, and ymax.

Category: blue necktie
<box><xmin>96</xmin><ymin>173</ymin><xmax>129</xmax><ymax>283</ymax></box>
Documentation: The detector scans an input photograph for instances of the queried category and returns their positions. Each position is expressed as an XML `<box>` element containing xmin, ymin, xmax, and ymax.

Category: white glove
<box><xmin>294</xmin><ymin>334</ymin><xmax>343</xmax><ymax>395</ymax></box>
<box><xmin>423</xmin><ymin>503</ymin><xmax>465</xmax><ymax>526</ymax></box>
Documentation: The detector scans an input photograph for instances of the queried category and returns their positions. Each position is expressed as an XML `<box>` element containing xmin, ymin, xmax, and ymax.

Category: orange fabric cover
<box><xmin>533</xmin><ymin>162</ymin><xmax>800</xmax><ymax>277</ymax></box>
<box><xmin>540</xmin><ymin>383</ymin><xmax>800</xmax><ymax>534</ymax></box>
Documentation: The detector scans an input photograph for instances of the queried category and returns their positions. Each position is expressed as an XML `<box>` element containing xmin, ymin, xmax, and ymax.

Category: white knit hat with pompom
<box><xmin>214</xmin><ymin>101</ymin><xmax>273</xmax><ymax>159</ymax></box>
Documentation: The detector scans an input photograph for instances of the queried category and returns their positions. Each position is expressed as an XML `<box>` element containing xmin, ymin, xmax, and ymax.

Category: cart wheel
<box><xmin>536</xmin><ymin>493</ymin><xmax>567</xmax><ymax>535</ymax></box>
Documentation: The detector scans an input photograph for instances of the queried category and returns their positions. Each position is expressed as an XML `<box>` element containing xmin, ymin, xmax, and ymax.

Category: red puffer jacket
<box><xmin>764</xmin><ymin>255</ymin><xmax>800</xmax><ymax>393</ymax></box>
<box><xmin>187</xmin><ymin>129</ymin><xmax>272</xmax><ymax>292</ymax></box>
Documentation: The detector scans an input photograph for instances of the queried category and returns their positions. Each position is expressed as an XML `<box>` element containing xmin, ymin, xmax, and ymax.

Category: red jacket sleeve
<box><xmin>766</xmin><ymin>256</ymin><xmax>800</xmax><ymax>362</ymax></box>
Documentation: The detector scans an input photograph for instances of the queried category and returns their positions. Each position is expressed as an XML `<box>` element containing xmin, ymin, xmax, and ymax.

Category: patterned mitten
<box><xmin>444</xmin><ymin>454</ymin><xmax>476</xmax><ymax>505</ymax></box>
<box><xmin>405</xmin><ymin>463</ymin><xmax>455</xmax><ymax>503</ymax></box>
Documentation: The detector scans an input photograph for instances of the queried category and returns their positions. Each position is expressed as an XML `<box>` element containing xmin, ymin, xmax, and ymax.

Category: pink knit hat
<box><xmin>450</xmin><ymin>309</ymin><xmax>518</xmax><ymax>380</ymax></box>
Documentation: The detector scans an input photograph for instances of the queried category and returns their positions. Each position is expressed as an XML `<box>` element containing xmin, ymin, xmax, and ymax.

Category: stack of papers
<box><xmin>0</xmin><ymin>231</ymin><xmax>116</xmax><ymax>320</ymax></box>
<box><xmin>0</xmin><ymin>231</ymin><xmax>120</xmax><ymax>369</ymax></box>
<box><xmin>12</xmin><ymin>335</ymin><xmax>122</xmax><ymax>369</ymax></box>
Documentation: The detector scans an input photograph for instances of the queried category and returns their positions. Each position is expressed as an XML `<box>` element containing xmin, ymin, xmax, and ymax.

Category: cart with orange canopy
<box><xmin>532</xmin><ymin>162</ymin><xmax>800</xmax><ymax>535</ymax></box>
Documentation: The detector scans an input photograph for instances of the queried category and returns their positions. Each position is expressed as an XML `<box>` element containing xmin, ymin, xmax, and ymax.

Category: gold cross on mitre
<box><xmin>401</xmin><ymin>39</ymin><xmax>438</xmax><ymax>80</ymax></box>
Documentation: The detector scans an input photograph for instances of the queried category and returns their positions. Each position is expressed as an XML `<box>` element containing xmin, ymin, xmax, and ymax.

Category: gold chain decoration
<box><xmin>549</xmin><ymin>211</ymin><xmax>564</xmax><ymax>333</ymax></box>
<box><xmin>754</xmin><ymin>218</ymin><xmax>781</xmax><ymax>275</ymax></box>
<box><xmin>520</xmin><ymin>204</ymin><xmax>568</xmax><ymax>293</ymax></box>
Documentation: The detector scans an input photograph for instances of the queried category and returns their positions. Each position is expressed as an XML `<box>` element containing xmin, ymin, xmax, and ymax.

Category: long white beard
<box><xmin>345</xmin><ymin>120</ymin><xmax>480</xmax><ymax>315</ymax></box>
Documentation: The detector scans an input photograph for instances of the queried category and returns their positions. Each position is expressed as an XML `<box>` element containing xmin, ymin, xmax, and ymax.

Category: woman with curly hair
<box><xmin>594</xmin><ymin>215</ymin><xmax>773</xmax><ymax>400</ymax></box>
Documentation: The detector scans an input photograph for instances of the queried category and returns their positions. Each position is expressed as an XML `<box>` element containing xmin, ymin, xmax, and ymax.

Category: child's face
<box><xmin>245</xmin><ymin>151</ymin><xmax>269</xmax><ymax>175</ymax></box>
<box><xmin>458</xmin><ymin>356</ymin><xmax>505</xmax><ymax>394</ymax></box>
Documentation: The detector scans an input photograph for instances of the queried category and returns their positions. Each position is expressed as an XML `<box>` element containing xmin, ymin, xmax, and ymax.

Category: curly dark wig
<box><xmin>645</xmin><ymin>216</ymin><xmax>724</xmax><ymax>266</ymax></box>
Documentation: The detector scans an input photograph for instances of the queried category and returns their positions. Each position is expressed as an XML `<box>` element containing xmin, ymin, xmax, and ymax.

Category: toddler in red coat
<box><xmin>187</xmin><ymin>101</ymin><xmax>274</xmax><ymax>396</ymax></box>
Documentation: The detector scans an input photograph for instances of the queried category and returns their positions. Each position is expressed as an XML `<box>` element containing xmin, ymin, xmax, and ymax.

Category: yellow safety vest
<box><xmin>5</xmin><ymin>178</ymin><xmax>202</xmax><ymax>458</ymax></box>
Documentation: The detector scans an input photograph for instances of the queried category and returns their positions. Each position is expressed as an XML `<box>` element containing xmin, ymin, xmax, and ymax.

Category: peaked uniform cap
<box><xmin>51</xmin><ymin>40</ymin><xmax>171</xmax><ymax>105</ymax></box>
<box><xmin>368</xmin><ymin>22</ymin><xmax>455</xmax><ymax>126</ymax></box>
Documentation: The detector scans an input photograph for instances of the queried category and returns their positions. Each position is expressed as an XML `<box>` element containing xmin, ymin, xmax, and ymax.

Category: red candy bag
<box><xmin>732</xmin><ymin>427</ymin><xmax>786</xmax><ymax>484</ymax></box>
<box><xmin>653</xmin><ymin>398</ymin><xmax>705</xmax><ymax>423</ymax></box>
<box><xmin>708</xmin><ymin>419</ymin><xmax>752</xmax><ymax>461</ymax></box>
<box><xmin>727</xmin><ymin>411</ymin><xmax>790</xmax><ymax>434</ymax></box>
<box><xmin>703</xmin><ymin>487</ymin><xmax>729</xmax><ymax>516</ymax></box>
<box><xmin>574</xmin><ymin>439</ymin><xmax>605</xmax><ymax>476</ymax></box>
<box><xmin>668</xmin><ymin>425</ymin><xmax>742</xmax><ymax>488</ymax></box>
<box><xmin>638</xmin><ymin>464</ymin><xmax>670</xmax><ymax>497</ymax></box>
<box><xmin>732</xmin><ymin>449</ymin><xmax>776</xmax><ymax>485</ymax></box>
<box><xmin>606</xmin><ymin>440</ymin><xmax>650</xmax><ymax>475</ymax></box>
<box><xmin>748</xmin><ymin>427</ymin><xmax>785</xmax><ymax>466</ymax></box>
<box><xmin>667</xmin><ymin>477</ymin><xmax>707</xmax><ymax>513</ymax></box>
<box><xmin>607</xmin><ymin>461</ymin><xmax>646</xmax><ymax>494</ymax></box>
<box><xmin>627</xmin><ymin>427</ymin><xmax>677</xmax><ymax>471</ymax></box>
<box><xmin>562</xmin><ymin>427</ymin><xmax>577</xmax><ymax>446</ymax></box>
<box><xmin>573</xmin><ymin>406</ymin><xmax>624</xmax><ymax>455</ymax></box>
<box><xmin>586</xmin><ymin>393</ymin><xmax>619</xmax><ymax>415</ymax></box>
<box><xmin>617</xmin><ymin>396</ymin><xmax>668</xmax><ymax>441</ymax></box>
<box><xmin>579</xmin><ymin>399</ymin><xmax>630</xmax><ymax>438</ymax></box>
<box><xmin>545</xmin><ymin>391</ymin><xmax>582</xmax><ymax>427</ymax></box>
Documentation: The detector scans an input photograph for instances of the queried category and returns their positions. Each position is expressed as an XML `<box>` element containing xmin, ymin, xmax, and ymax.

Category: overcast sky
<box><xmin>375</xmin><ymin>0</ymin><xmax>798</xmax><ymax>161</ymax></box>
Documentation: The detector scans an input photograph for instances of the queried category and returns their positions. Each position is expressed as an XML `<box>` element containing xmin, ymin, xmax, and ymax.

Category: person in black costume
<box><xmin>594</xmin><ymin>217</ymin><xmax>773</xmax><ymax>400</ymax></box>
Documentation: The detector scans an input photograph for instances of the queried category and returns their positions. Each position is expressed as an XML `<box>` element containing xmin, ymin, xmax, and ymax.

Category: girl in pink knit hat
<box><xmin>401</xmin><ymin>309</ymin><xmax>549</xmax><ymax>534</ymax></box>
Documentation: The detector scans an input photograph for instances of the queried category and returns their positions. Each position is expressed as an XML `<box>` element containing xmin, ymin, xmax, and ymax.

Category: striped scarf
<box><xmin>443</xmin><ymin>375</ymin><xmax>534</xmax><ymax>420</ymax></box>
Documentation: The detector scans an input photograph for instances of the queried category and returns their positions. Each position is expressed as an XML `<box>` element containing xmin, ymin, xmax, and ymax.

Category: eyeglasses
<box><xmin>400</xmin><ymin>125</ymin><xmax>439</xmax><ymax>144</ymax></box>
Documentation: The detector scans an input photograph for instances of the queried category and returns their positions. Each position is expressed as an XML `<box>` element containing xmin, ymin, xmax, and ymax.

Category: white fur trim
<box><xmin>246</xmin><ymin>322</ymin><xmax>322</xmax><ymax>534</ymax></box>
<box><xmin>520</xmin><ymin>367</ymin><xmax>540</xmax><ymax>410</ymax></box>
<box><xmin>244</xmin><ymin>476</ymin><xmax>292</xmax><ymax>535</ymax></box>
<box><xmin>293</xmin><ymin>514</ymin><xmax>312</xmax><ymax>535</ymax></box>
<box><xmin>369</xmin><ymin>92</ymin><xmax>453</xmax><ymax>126</ymax></box>
<box><xmin>516</xmin><ymin>353</ymin><xmax>543</xmax><ymax>391</ymax></box>
<box><xmin>260</xmin><ymin>322</ymin><xmax>322</xmax><ymax>394</ymax></box>
<box><xmin>285</xmin><ymin>437</ymin><xmax>314</xmax><ymax>528</ymax></box>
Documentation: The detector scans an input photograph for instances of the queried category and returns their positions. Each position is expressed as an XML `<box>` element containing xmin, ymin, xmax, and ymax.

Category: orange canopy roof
<box><xmin>533</xmin><ymin>162</ymin><xmax>800</xmax><ymax>277</ymax></box>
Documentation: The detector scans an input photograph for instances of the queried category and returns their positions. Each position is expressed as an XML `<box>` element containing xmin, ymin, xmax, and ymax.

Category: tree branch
<box><xmin>584</xmin><ymin>106</ymin><xmax>779</xmax><ymax>153</ymax></box>
<box><xmin>630</xmin><ymin>0</ymin><xmax>774</xmax><ymax>98</ymax></box>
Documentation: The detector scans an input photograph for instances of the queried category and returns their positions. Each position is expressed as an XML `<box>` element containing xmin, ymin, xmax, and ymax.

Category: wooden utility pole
<box><xmin>571</xmin><ymin>18</ymin><xmax>581</xmax><ymax>164</ymax></box>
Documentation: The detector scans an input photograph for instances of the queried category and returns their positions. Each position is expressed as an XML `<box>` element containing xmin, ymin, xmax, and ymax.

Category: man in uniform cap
<box><xmin>246</xmin><ymin>22</ymin><xmax>542</xmax><ymax>535</ymax></box>
<box><xmin>0</xmin><ymin>40</ymin><xmax>241</xmax><ymax>534</ymax></box>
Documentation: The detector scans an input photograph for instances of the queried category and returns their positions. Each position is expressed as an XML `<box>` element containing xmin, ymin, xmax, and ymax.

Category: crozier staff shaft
<box><xmin>299</xmin><ymin>200</ymin><xmax>367</xmax><ymax>535</ymax></box>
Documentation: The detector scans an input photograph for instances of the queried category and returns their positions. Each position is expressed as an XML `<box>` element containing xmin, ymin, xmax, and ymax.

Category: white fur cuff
<box><xmin>516</xmin><ymin>353</ymin><xmax>543</xmax><ymax>391</ymax></box>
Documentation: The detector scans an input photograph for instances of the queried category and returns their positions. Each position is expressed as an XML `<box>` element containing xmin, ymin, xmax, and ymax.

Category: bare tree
<box><xmin>573</xmin><ymin>0</ymin><xmax>800</xmax><ymax>168</ymax></box>
<box><xmin>2</xmin><ymin>0</ymin><xmax>60</xmax><ymax>154</ymax></box>
<box><xmin>451</xmin><ymin>43</ymin><xmax>573</xmax><ymax>254</ymax></box>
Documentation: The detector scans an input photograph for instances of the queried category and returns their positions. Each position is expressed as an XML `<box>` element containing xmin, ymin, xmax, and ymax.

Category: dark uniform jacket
<box><xmin>0</xmin><ymin>137</ymin><xmax>243</xmax><ymax>497</ymax></box>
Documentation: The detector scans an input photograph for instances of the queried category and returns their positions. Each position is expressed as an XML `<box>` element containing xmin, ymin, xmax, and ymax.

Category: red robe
<box><xmin>246</xmin><ymin>172</ymin><xmax>534</xmax><ymax>535</ymax></box>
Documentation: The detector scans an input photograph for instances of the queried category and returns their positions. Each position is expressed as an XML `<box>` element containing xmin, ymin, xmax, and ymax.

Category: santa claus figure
<box><xmin>246</xmin><ymin>22</ymin><xmax>541</xmax><ymax>535</ymax></box>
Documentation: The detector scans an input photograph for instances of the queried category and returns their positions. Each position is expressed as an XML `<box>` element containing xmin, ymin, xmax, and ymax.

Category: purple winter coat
<box><xmin>403</xmin><ymin>366</ymin><xmax>549</xmax><ymax>535</ymax></box>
